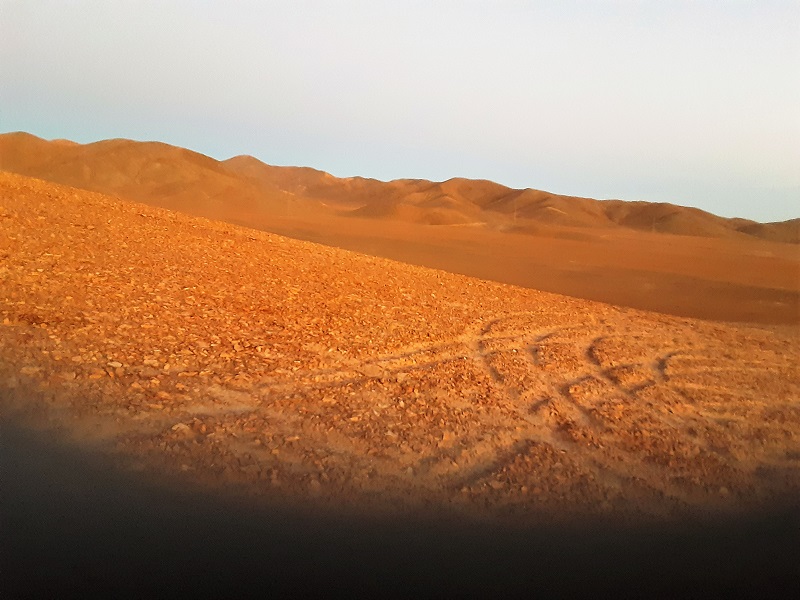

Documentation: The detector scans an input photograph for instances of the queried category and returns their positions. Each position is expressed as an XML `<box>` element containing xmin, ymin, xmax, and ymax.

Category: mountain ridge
<box><xmin>2</xmin><ymin>131</ymin><xmax>797</xmax><ymax>243</ymax></box>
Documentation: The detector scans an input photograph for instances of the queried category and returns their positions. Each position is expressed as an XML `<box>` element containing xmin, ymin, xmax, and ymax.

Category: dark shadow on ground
<box><xmin>2</xmin><ymin>420</ymin><xmax>798</xmax><ymax>598</ymax></box>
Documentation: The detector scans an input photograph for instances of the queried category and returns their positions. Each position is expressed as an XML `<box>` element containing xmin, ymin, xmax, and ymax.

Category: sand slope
<box><xmin>2</xmin><ymin>171</ymin><xmax>799</xmax><ymax>522</ymax></box>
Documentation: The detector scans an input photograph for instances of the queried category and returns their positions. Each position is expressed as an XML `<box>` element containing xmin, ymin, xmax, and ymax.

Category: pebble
<box><xmin>170</xmin><ymin>423</ymin><xmax>195</xmax><ymax>439</ymax></box>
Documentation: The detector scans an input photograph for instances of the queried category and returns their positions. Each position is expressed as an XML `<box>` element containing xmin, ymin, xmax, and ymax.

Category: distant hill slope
<box><xmin>0</xmin><ymin>132</ymin><xmax>323</xmax><ymax>221</ymax></box>
<box><xmin>1</xmin><ymin>131</ymin><xmax>797</xmax><ymax>242</ymax></box>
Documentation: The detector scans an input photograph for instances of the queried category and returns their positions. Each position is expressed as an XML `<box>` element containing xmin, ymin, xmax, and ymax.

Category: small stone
<box><xmin>108</xmin><ymin>361</ymin><xmax>123</xmax><ymax>369</ymax></box>
<box><xmin>170</xmin><ymin>423</ymin><xmax>194</xmax><ymax>438</ymax></box>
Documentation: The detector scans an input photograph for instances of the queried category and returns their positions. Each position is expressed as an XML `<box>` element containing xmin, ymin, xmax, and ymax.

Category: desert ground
<box><xmin>2</xmin><ymin>132</ymin><xmax>798</xmax><ymax>326</ymax></box>
<box><xmin>1</xmin><ymin>138</ymin><xmax>799</xmax><ymax>595</ymax></box>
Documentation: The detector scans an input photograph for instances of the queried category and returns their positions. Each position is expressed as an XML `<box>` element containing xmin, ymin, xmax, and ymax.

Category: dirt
<box><xmin>2</xmin><ymin>171</ymin><xmax>799</xmax><ymax>595</ymax></box>
<box><xmin>2</xmin><ymin>132</ymin><xmax>798</xmax><ymax>327</ymax></box>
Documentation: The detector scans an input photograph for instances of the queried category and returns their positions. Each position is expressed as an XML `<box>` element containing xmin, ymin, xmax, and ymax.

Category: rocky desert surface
<box><xmin>2</xmin><ymin>169</ymin><xmax>799</xmax><ymax>596</ymax></box>
<box><xmin>3</xmin><ymin>132</ymin><xmax>798</xmax><ymax>326</ymax></box>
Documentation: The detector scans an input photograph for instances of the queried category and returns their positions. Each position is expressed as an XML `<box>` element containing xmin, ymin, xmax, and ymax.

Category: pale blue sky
<box><xmin>2</xmin><ymin>1</ymin><xmax>798</xmax><ymax>222</ymax></box>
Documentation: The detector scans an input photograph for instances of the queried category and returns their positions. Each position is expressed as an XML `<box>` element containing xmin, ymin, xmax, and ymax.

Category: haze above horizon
<box><xmin>2</xmin><ymin>1</ymin><xmax>798</xmax><ymax>222</ymax></box>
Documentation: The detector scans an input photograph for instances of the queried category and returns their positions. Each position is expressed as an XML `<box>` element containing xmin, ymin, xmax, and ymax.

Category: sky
<box><xmin>1</xmin><ymin>1</ymin><xmax>798</xmax><ymax>222</ymax></box>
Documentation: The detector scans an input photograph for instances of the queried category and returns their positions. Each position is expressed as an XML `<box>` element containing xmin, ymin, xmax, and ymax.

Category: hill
<box><xmin>1</xmin><ymin>132</ymin><xmax>798</xmax><ymax>325</ymax></box>
<box><xmin>2</xmin><ymin>131</ymin><xmax>796</xmax><ymax>241</ymax></box>
<box><xmin>2</xmin><ymin>171</ymin><xmax>799</xmax><ymax>595</ymax></box>
<box><xmin>2</xmin><ymin>169</ymin><xmax>798</xmax><ymax>518</ymax></box>
<box><xmin>0</xmin><ymin>131</ymin><xmax>323</xmax><ymax>221</ymax></box>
